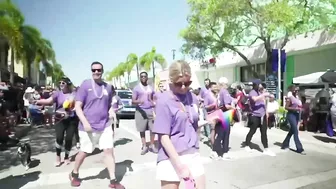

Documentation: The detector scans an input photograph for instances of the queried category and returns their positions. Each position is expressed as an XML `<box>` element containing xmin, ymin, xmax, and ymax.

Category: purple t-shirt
<box><xmin>249</xmin><ymin>89</ymin><xmax>265</xmax><ymax>117</ymax></box>
<box><xmin>52</xmin><ymin>91</ymin><xmax>75</xmax><ymax>110</ymax></box>
<box><xmin>288</xmin><ymin>95</ymin><xmax>302</xmax><ymax>112</ymax></box>
<box><xmin>219</xmin><ymin>88</ymin><xmax>232</xmax><ymax>108</ymax></box>
<box><xmin>76</xmin><ymin>79</ymin><xmax>112</xmax><ymax>132</ymax></box>
<box><xmin>132</xmin><ymin>83</ymin><xmax>154</xmax><ymax>111</ymax></box>
<box><xmin>153</xmin><ymin>91</ymin><xmax>199</xmax><ymax>163</ymax></box>
<box><xmin>154</xmin><ymin>91</ymin><xmax>164</xmax><ymax>101</ymax></box>
<box><xmin>112</xmin><ymin>95</ymin><xmax>121</xmax><ymax>111</ymax></box>
<box><xmin>203</xmin><ymin>93</ymin><xmax>216</xmax><ymax>113</ymax></box>
<box><xmin>200</xmin><ymin>87</ymin><xmax>210</xmax><ymax>99</ymax></box>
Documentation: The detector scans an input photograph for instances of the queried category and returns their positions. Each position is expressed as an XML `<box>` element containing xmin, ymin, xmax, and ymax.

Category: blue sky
<box><xmin>13</xmin><ymin>0</ymin><xmax>190</xmax><ymax>85</ymax></box>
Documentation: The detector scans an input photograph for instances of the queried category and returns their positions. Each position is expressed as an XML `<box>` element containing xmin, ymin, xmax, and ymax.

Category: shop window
<box><xmin>240</xmin><ymin>63</ymin><xmax>266</xmax><ymax>82</ymax></box>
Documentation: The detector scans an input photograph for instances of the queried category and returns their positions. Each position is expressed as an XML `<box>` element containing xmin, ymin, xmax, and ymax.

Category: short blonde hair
<box><xmin>169</xmin><ymin>60</ymin><xmax>191</xmax><ymax>83</ymax></box>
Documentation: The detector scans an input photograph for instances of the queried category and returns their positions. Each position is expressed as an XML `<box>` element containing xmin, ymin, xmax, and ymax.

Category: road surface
<box><xmin>1</xmin><ymin>119</ymin><xmax>336</xmax><ymax>189</ymax></box>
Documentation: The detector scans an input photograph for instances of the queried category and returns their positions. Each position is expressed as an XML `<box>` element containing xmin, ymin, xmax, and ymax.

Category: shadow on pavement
<box><xmin>313</xmin><ymin>135</ymin><xmax>336</xmax><ymax>144</ymax></box>
<box><xmin>0</xmin><ymin>127</ymin><xmax>55</xmax><ymax>172</ymax></box>
<box><xmin>81</xmin><ymin>159</ymin><xmax>134</xmax><ymax>182</ymax></box>
<box><xmin>114</xmin><ymin>138</ymin><xmax>133</xmax><ymax>147</ymax></box>
<box><xmin>241</xmin><ymin>142</ymin><xmax>263</xmax><ymax>152</ymax></box>
<box><xmin>0</xmin><ymin>171</ymin><xmax>41</xmax><ymax>189</ymax></box>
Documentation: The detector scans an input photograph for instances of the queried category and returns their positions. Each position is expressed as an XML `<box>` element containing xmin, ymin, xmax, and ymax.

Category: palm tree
<box><xmin>35</xmin><ymin>38</ymin><xmax>56</xmax><ymax>83</ymax></box>
<box><xmin>20</xmin><ymin>25</ymin><xmax>44</xmax><ymax>82</ymax></box>
<box><xmin>139</xmin><ymin>47</ymin><xmax>166</xmax><ymax>82</ymax></box>
<box><xmin>52</xmin><ymin>62</ymin><xmax>65</xmax><ymax>84</ymax></box>
<box><xmin>0</xmin><ymin>0</ymin><xmax>24</xmax><ymax>83</ymax></box>
<box><xmin>126</xmin><ymin>53</ymin><xmax>139</xmax><ymax>80</ymax></box>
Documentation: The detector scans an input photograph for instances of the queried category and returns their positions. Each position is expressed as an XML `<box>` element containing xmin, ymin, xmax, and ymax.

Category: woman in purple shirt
<box><xmin>281</xmin><ymin>85</ymin><xmax>305</xmax><ymax>154</ymax></box>
<box><xmin>244</xmin><ymin>79</ymin><xmax>275</xmax><ymax>156</ymax></box>
<box><xmin>36</xmin><ymin>77</ymin><xmax>78</xmax><ymax>166</ymax></box>
<box><xmin>153</xmin><ymin>60</ymin><xmax>208</xmax><ymax>189</ymax></box>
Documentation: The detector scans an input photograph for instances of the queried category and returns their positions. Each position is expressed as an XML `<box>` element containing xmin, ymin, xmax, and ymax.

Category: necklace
<box><xmin>91</xmin><ymin>79</ymin><xmax>105</xmax><ymax>99</ymax></box>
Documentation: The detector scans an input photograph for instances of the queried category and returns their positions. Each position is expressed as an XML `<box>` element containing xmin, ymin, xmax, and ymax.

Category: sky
<box><xmin>13</xmin><ymin>0</ymin><xmax>190</xmax><ymax>86</ymax></box>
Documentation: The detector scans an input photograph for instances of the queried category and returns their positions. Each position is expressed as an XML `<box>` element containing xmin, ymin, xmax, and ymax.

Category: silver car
<box><xmin>115</xmin><ymin>89</ymin><xmax>136</xmax><ymax>117</ymax></box>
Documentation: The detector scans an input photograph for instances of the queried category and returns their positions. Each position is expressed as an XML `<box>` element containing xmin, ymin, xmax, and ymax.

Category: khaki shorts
<box><xmin>79</xmin><ymin>126</ymin><xmax>114</xmax><ymax>153</ymax></box>
<box><xmin>134</xmin><ymin>109</ymin><xmax>154</xmax><ymax>132</ymax></box>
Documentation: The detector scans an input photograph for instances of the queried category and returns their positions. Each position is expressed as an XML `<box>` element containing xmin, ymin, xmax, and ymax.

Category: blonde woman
<box><xmin>153</xmin><ymin>60</ymin><xmax>209</xmax><ymax>189</ymax></box>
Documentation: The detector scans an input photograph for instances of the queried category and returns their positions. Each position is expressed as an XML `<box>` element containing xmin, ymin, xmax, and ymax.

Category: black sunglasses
<box><xmin>59</xmin><ymin>81</ymin><xmax>66</xmax><ymax>85</ymax></box>
<box><xmin>174</xmin><ymin>81</ymin><xmax>192</xmax><ymax>88</ymax></box>
<box><xmin>140</xmin><ymin>75</ymin><xmax>147</xmax><ymax>78</ymax></box>
<box><xmin>91</xmin><ymin>69</ymin><xmax>102</xmax><ymax>73</ymax></box>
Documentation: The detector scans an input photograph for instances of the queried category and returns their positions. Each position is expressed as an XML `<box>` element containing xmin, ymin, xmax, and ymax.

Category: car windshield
<box><xmin>117</xmin><ymin>91</ymin><xmax>132</xmax><ymax>99</ymax></box>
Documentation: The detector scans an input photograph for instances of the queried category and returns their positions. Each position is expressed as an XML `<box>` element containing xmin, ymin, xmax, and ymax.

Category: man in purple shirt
<box><xmin>244</xmin><ymin>79</ymin><xmax>275</xmax><ymax>157</ymax></box>
<box><xmin>154</xmin><ymin>82</ymin><xmax>165</xmax><ymax>101</ymax></box>
<box><xmin>132</xmin><ymin>72</ymin><xmax>157</xmax><ymax>155</ymax></box>
<box><xmin>211</xmin><ymin>77</ymin><xmax>233</xmax><ymax>160</ymax></box>
<box><xmin>69</xmin><ymin>62</ymin><xmax>125</xmax><ymax>189</ymax></box>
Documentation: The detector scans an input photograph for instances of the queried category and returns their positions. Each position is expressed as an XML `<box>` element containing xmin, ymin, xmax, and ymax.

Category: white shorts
<box><xmin>156</xmin><ymin>153</ymin><xmax>205</xmax><ymax>182</ymax></box>
<box><xmin>79</xmin><ymin>126</ymin><xmax>114</xmax><ymax>153</ymax></box>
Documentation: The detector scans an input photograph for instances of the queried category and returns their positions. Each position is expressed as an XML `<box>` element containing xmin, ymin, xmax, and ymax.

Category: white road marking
<box><xmin>249</xmin><ymin>168</ymin><xmax>336</xmax><ymax>189</ymax></box>
<box><xmin>19</xmin><ymin>147</ymin><xmax>286</xmax><ymax>188</ymax></box>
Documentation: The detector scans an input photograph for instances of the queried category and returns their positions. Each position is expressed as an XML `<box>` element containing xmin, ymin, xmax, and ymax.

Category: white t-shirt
<box><xmin>267</xmin><ymin>101</ymin><xmax>279</xmax><ymax>113</ymax></box>
<box><xmin>331</xmin><ymin>93</ymin><xmax>336</xmax><ymax>109</ymax></box>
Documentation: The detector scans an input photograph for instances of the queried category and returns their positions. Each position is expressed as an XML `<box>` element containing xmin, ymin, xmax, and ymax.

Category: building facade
<box><xmin>194</xmin><ymin>30</ymin><xmax>336</xmax><ymax>92</ymax></box>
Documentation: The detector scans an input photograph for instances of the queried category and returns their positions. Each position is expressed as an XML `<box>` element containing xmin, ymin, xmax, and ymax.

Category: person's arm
<box><xmin>36</xmin><ymin>96</ymin><xmax>54</xmax><ymax>105</ymax></box>
<box><xmin>75</xmin><ymin>82</ymin><xmax>91</xmax><ymax>130</ymax></box>
<box><xmin>152</xmin><ymin>98</ymin><xmax>182</xmax><ymax>170</ymax></box>
<box><xmin>131</xmin><ymin>87</ymin><xmax>142</xmax><ymax>105</ymax></box>
<box><xmin>204</xmin><ymin>97</ymin><xmax>215</xmax><ymax>110</ymax></box>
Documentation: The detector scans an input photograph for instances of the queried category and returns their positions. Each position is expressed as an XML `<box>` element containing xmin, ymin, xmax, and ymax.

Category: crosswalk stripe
<box><xmin>19</xmin><ymin>147</ymin><xmax>286</xmax><ymax>189</ymax></box>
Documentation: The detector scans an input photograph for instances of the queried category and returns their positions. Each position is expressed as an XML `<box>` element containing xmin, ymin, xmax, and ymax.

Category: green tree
<box><xmin>180</xmin><ymin>0</ymin><xmax>335</xmax><ymax>78</ymax></box>
<box><xmin>52</xmin><ymin>62</ymin><xmax>65</xmax><ymax>83</ymax></box>
<box><xmin>126</xmin><ymin>53</ymin><xmax>139</xmax><ymax>80</ymax></box>
<box><xmin>0</xmin><ymin>0</ymin><xmax>24</xmax><ymax>83</ymax></box>
<box><xmin>139</xmin><ymin>47</ymin><xmax>166</xmax><ymax>81</ymax></box>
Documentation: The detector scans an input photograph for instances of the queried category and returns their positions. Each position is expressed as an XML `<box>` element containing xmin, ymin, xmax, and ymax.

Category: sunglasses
<box><xmin>59</xmin><ymin>81</ymin><xmax>66</xmax><ymax>85</ymax></box>
<box><xmin>159</xmin><ymin>86</ymin><xmax>164</xmax><ymax>88</ymax></box>
<box><xmin>174</xmin><ymin>81</ymin><xmax>192</xmax><ymax>88</ymax></box>
<box><xmin>140</xmin><ymin>75</ymin><xmax>147</xmax><ymax>78</ymax></box>
<box><xmin>91</xmin><ymin>69</ymin><xmax>102</xmax><ymax>73</ymax></box>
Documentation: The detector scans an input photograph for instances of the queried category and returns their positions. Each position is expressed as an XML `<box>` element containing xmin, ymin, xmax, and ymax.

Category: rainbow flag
<box><xmin>206</xmin><ymin>109</ymin><xmax>237</xmax><ymax>130</ymax></box>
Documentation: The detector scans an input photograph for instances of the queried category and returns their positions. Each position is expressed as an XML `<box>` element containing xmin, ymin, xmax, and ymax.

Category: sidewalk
<box><xmin>233</xmin><ymin>124</ymin><xmax>336</xmax><ymax>149</ymax></box>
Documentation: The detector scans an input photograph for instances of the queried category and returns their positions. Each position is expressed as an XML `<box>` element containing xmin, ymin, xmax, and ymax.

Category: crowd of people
<box><xmin>5</xmin><ymin>60</ymin><xmax>336</xmax><ymax>189</ymax></box>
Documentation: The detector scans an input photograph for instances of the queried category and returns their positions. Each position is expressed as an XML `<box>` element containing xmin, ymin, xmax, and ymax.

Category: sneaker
<box><xmin>69</xmin><ymin>173</ymin><xmax>81</xmax><ymax>187</ymax></box>
<box><xmin>245</xmin><ymin>146</ymin><xmax>252</xmax><ymax>152</ymax></box>
<box><xmin>149</xmin><ymin>145</ymin><xmax>158</xmax><ymax>154</ymax></box>
<box><xmin>222</xmin><ymin>153</ymin><xmax>232</xmax><ymax>160</ymax></box>
<box><xmin>209</xmin><ymin>151</ymin><xmax>218</xmax><ymax>160</ymax></box>
<box><xmin>55</xmin><ymin>156</ymin><xmax>62</xmax><ymax>167</ymax></box>
<box><xmin>140</xmin><ymin>146</ymin><xmax>149</xmax><ymax>155</ymax></box>
<box><xmin>109</xmin><ymin>183</ymin><xmax>125</xmax><ymax>189</ymax></box>
<box><xmin>263</xmin><ymin>148</ymin><xmax>276</xmax><ymax>157</ymax></box>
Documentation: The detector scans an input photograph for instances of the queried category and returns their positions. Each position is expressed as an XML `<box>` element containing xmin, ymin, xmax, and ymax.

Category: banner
<box><xmin>271</xmin><ymin>49</ymin><xmax>286</xmax><ymax>72</ymax></box>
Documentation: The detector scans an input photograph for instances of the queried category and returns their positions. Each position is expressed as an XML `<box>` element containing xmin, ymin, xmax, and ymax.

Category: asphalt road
<box><xmin>1</xmin><ymin>119</ymin><xmax>336</xmax><ymax>189</ymax></box>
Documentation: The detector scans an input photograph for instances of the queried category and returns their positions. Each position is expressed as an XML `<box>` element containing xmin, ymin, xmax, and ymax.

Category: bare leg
<box><xmin>195</xmin><ymin>174</ymin><xmax>206</xmax><ymax>189</ymax></box>
<box><xmin>161</xmin><ymin>181</ymin><xmax>180</xmax><ymax>189</ymax></box>
<box><xmin>103</xmin><ymin>148</ymin><xmax>116</xmax><ymax>180</ymax></box>
<box><xmin>73</xmin><ymin>151</ymin><xmax>87</xmax><ymax>173</ymax></box>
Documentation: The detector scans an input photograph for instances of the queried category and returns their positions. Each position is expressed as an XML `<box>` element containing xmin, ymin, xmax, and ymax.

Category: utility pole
<box><xmin>172</xmin><ymin>49</ymin><xmax>176</xmax><ymax>60</ymax></box>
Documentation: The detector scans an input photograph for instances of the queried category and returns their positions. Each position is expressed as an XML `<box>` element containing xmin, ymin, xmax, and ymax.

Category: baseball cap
<box><xmin>252</xmin><ymin>79</ymin><xmax>262</xmax><ymax>85</ymax></box>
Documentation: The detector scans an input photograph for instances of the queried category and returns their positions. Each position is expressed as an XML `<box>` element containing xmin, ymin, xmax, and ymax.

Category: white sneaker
<box><xmin>245</xmin><ymin>146</ymin><xmax>252</xmax><ymax>152</ymax></box>
<box><xmin>263</xmin><ymin>148</ymin><xmax>276</xmax><ymax>157</ymax></box>
<box><xmin>210</xmin><ymin>152</ymin><xmax>218</xmax><ymax>159</ymax></box>
<box><xmin>222</xmin><ymin>153</ymin><xmax>232</xmax><ymax>160</ymax></box>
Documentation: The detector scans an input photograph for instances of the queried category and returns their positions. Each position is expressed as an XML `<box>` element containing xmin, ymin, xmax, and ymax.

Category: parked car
<box><xmin>116</xmin><ymin>89</ymin><xmax>136</xmax><ymax>118</ymax></box>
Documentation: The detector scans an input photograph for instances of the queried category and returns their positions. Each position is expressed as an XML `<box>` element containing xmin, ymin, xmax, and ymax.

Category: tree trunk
<box><xmin>136</xmin><ymin>63</ymin><xmax>140</xmax><ymax>80</ymax></box>
<box><xmin>127</xmin><ymin>73</ymin><xmax>130</xmax><ymax>88</ymax></box>
<box><xmin>226</xmin><ymin>44</ymin><xmax>259</xmax><ymax>78</ymax></box>
<box><xmin>152</xmin><ymin>61</ymin><xmax>155</xmax><ymax>85</ymax></box>
<box><xmin>9</xmin><ymin>48</ymin><xmax>15</xmax><ymax>84</ymax></box>
<box><xmin>26</xmin><ymin>61</ymin><xmax>31</xmax><ymax>84</ymax></box>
